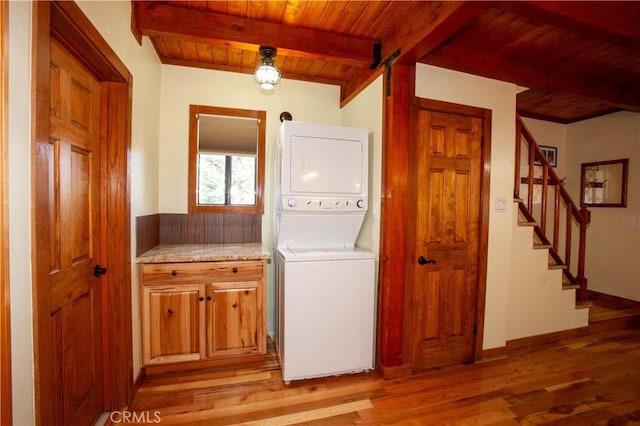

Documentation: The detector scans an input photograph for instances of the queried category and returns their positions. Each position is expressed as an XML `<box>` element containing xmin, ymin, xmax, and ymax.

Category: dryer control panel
<box><xmin>281</xmin><ymin>196</ymin><xmax>367</xmax><ymax>212</ymax></box>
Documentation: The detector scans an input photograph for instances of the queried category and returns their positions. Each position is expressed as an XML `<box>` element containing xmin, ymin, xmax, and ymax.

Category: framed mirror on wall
<box><xmin>580</xmin><ymin>158</ymin><xmax>628</xmax><ymax>207</ymax></box>
<box><xmin>188</xmin><ymin>105</ymin><xmax>266</xmax><ymax>214</ymax></box>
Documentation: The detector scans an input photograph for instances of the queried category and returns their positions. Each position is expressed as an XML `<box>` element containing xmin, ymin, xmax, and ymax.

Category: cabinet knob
<box><xmin>207</xmin><ymin>295</ymin><xmax>212</xmax><ymax>301</ymax></box>
<box><xmin>232</xmin><ymin>267</ymin><xmax>238</xmax><ymax>273</ymax></box>
<box><xmin>171</xmin><ymin>270</ymin><xmax>178</xmax><ymax>276</ymax></box>
<box><xmin>198</xmin><ymin>296</ymin><xmax>204</xmax><ymax>302</ymax></box>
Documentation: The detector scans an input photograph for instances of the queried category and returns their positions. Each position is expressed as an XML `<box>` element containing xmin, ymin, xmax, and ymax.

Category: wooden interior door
<box><xmin>407</xmin><ymin>100</ymin><xmax>484</xmax><ymax>371</ymax></box>
<box><xmin>47</xmin><ymin>39</ymin><xmax>104</xmax><ymax>425</ymax></box>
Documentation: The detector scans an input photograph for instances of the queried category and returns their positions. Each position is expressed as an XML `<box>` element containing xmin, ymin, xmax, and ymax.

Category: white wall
<box><xmin>158</xmin><ymin>65</ymin><xmax>341</xmax><ymax>215</ymax></box>
<box><xmin>415</xmin><ymin>64</ymin><xmax>516</xmax><ymax>350</ymax></box>
<box><xmin>507</xmin><ymin>204</ymin><xmax>588</xmax><ymax>339</ymax></box>
<box><xmin>341</xmin><ymin>76</ymin><xmax>383</xmax><ymax>257</ymax></box>
<box><xmin>522</xmin><ymin>117</ymin><xmax>568</xmax><ymax>179</ymax></box>
<box><xmin>157</xmin><ymin>65</ymin><xmax>342</xmax><ymax>335</ymax></box>
<box><xmin>8</xmin><ymin>2</ymin><xmax>35</xmax><ymax>424</ymax></box>
<box><xmin>567</xmin><ymin>112</ymin><xmax>640</xmax><ymax>301</ymax></box>
<box><xmin>340</xmin><ymin>76</ymin><xmax>384</xmax><ymax>345</ymax></box>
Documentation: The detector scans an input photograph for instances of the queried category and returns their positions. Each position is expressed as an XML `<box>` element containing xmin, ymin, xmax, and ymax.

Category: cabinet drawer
<box><xmin>141</xmin><ymin>261</ymin><xmax>264</xmax><ymax>284</ymax></box>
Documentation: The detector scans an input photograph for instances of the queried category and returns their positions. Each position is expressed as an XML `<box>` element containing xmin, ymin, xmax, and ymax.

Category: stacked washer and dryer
<box><xmin>274</xmin><ymin>120</ymin><xmax>376</xmax><ymax>383</ymax></box>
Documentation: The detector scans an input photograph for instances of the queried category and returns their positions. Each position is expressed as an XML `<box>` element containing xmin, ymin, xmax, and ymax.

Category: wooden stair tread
<box><xmin>534</xmin><ymin>243</ymin><xmax>552</xmax><ymax>249</ymax></box>
<box><xmin>562</xmin><ymin>283</ymin><xmax>580</xmax><ymax>290</ymax></box>
<box><xmin>548</xmin><ymin>263</ymin><xmax>567</xmax><ymax>270</ymax></box>
<box><xmin>576</xmin><ymin>301</ymin><xmax>594</xmax><ymax>309</ymax></box>
<box><xmin>518</xmin><ymin>221</ymin><xmax>536</xmax><ymax>227</ymax></box>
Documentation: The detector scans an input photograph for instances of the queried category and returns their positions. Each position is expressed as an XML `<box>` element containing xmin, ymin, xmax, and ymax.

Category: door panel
<box><xmin>409</xmin><ymin>106</ymin><xmax>482</xmax><ymax>371</ymax></box>
<box><xmin>47</xmin><ymin>39</ymin><xmax>103</xmax><ymax>426</ymax></box>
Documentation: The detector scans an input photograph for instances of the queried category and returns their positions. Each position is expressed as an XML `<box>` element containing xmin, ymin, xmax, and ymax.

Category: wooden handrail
<box><xmin>515</xmin><ymin>114</ymin><xmax>590</xmax><ymax>303</ymax></box>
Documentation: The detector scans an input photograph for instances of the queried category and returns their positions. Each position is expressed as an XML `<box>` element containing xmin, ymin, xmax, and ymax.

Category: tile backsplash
<box><xmin>136</xmin><ymin>213</ymin><xmax>262</xmax><ymax>256</ymax></box>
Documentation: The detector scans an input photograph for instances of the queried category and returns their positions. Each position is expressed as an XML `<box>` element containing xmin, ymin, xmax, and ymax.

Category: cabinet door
<box><xmin>206</xmin><ymin>282</ymin><xmax>264</xmax><ymax>358</ymax></box>
<box><xmin>142</xmin><ymin>284</ymin><xmax>205</xmax><ymax>365</ymax></box>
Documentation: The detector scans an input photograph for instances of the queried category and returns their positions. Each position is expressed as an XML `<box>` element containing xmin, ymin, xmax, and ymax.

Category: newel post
<box><xmin>577</xmin><ymin>207</ymin><xmax>591</xmax><ymax>302</ymax></box>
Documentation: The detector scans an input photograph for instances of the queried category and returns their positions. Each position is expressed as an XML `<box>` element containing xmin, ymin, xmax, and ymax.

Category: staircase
<box><xmin>508</xmin><ymin>116</ymin><xmax>591</xmax><ymax>339</ymax></box>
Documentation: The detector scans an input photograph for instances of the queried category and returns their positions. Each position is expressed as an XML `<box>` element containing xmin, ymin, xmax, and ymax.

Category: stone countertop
<box><xmin>136</xmin><ymin>243</ymin><xmax>271</xmax><ymax>264</ymax></box>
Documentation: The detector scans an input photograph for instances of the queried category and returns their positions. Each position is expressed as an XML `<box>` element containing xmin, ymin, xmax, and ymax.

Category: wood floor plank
<box><xmin>149</xmin><ymin>380</ymin><xmax>382</xmax><ymax>421</ymax></box>
<box><xmin>234</xmin><ymin>400</ymin><xmax>373</xmax><ymax>426</ymax></box>
<box><xmin>118</xmin><ymin>328</ymin><xmax>640</xmax><ymax>425</ymax></box>
<box><xmin>137</xmin><ymin>371</ymin><xmax>273</xmax><ymax>394</ymax></box>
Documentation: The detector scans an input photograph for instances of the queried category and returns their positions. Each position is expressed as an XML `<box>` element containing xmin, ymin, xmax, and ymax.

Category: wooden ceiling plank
<box><xmin>133</xmin><ymin>1</ymin><xmax>373</xmax><ymax>67</ymax></box>
<box><xmin>498</xmin><ymin>1</ymin><xmax>640</xmax><ymax>48</ymax></box>
<box><xmin>195</xmin><ymin>43</ymin><xmax>214</xmax><ymax>64</ymax></box>
<box><xmin>516</xmin><ymin>89</ymin><xmax>621</xmax><ymax>123</ymax></box>
<box><xmin>382</xmin><ymin>1</ymin><xmax>492</xmax><ymax>65</ymax></box>
<box><xmin>298</xmin><ymin>1</ymin><xmax>328</xmax><ymax>29</ymax></box>
<box><xmin>212</xmin><ymin>45</ymin><xmax>228</xmax><ymax>65</ymax></box>
<box><xmin>240</xmin><ymin>49</ymin><xmax>257</xmax><ymax>70</ymax></box>
<box><xmin>151</xmin><ymin>36</ymin><xmax>169</xmax><ymax>58</ymax></box>
<box><xmin>246</xmin><ymin>1</ymin><xmax>269</xmax><ymax>21</ymax></box>
<box><xmin>424</xmin><ymin>43</ymin><xmax>640</xmax><ymax>112</ymax></box>
<box><xmin>227</xmin><ymin>46</ymin><xmax>244</xmax><ymax>69</ymax></box>
<box><xmin>263</xmin><ymin>1</ymin><xmax>288</xmax><ymax>24</ymax></box>
<box><xmin>161</xmin><ymin>37</ymin><xmax>183</xmax><ymax>61</ymax></box>
<box><xmin>315</xmin><ymin>1</ymin><xmax>348</xmax><ymax>31</ymax></box>
<box><xmin>282</xmin><ymin>0</ymin><xmax>308</xmax><ymax>26</ymax></box>
<box><xmin>204</xmin><ymin>0</ymin><xmax>227</xmax><ymax>14</ymax></box>
<box><xmin>348</xmin><ymin>1</ymin><xmax>395</xmax><ymax>38</ymax></box>
<box><xmin>332</xmin><ymin>1</ymin><xmax>369</xmax><ymax>34</ymax></box>
<box><xmin>226</xmin><ymin>1</ymin><xmax>248</xmax><ymax>17</ymax></box>
<box><xmin>180</xmin><ymin>41</ymin><xmax>199</xmax><ymax>63</ymax></box>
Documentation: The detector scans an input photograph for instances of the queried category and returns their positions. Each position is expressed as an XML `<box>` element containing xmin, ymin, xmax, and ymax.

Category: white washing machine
<box><xmin>274</xmin><ymin>121</ymin><xmax>375</xmax><ymax>383</ymax></box>
<box><xmin>276</xmin><ymin>247</ymin><xmax>375</xmax><ymax>383</ymax></box>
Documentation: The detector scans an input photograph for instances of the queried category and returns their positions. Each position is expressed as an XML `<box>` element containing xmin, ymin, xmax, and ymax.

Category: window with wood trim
<box><xmin>188</xmin><ymin>105</ymin><xmax>266</xmax><ymax>214</ymax></box>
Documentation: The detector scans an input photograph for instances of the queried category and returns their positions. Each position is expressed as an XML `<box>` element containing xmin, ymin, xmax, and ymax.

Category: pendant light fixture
<box><xmin>254</xmin><ymin>46</ymin><xmax>281</xmax><ymax>90</ymax></box>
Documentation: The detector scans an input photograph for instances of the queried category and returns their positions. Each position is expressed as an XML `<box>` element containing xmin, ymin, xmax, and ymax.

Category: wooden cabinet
<box><xmin>206</xmin><ymin>282</ymin><xmax>261</xmax><ymax>358</ymax></box>
<box><xmin>142</xmin><ymin>284</ymin><xmax>205</xmax><ymax>365</ymax></box>
<box><xmin>140</xmin><ymin>260</ymin><xmax>266</xmax><ymax>368</ymax></box>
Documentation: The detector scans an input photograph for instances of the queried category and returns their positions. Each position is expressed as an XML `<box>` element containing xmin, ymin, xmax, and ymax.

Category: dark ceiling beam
<box><xmin>341</xmin><ymin>1</ymin><xmax>491</xmax><ymax>104</ymax></box>
<box><xmin>500</xmin><ymin>1</ymin><xmax>640</xmax><ymax>44</ymax></box>
<box><xmin>423</xmin><ymin>44</ymin><xmax>640</xmax><ymax>113</ymax></box>
<box><xmin>132</xmin><ymin>1</ymin><xmax>373</xmax><ymax>67</ymax></box>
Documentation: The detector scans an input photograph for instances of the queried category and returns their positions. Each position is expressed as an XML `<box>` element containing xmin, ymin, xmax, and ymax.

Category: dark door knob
<box><xmin>418</xmin><ymin>256</ymin><xmax>436</xmax><ymax>265</ymax></box>
<box><xmin>94</xmin><ymin>265</ymin><xmax>107</xmax><ymax>277</ymax></box>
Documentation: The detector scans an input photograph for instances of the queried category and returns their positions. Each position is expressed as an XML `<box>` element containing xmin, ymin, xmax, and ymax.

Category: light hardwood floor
<box><xmin>117</xmin><ymin>325</ymin><xmax>640</xmax><ymax>425</ymax></box>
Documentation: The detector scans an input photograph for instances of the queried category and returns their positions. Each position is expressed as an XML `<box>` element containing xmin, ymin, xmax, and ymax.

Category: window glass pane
<box><xmin>198</xmin><ymin>153</ymin><xmax>225</xmax><ymax>205</ymax></box>
<box><xmin>230</xmin><ymin>155</ymin><xmax>257</xmax><ymax>205</ymax></box>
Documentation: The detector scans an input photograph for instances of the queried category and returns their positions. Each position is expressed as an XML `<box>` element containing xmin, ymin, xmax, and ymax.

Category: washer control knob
<box><xmin>356</xmin><ymin>199</ymin><xmax>365</xmax><ymax>208</ymax></box>
<box><xmin>287</xmin><ymin>198</ymin><xmax>297</xmax><ymax>208</ymax></box>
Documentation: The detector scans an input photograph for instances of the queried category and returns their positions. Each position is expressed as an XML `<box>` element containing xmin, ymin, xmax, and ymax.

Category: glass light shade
<box><xmin>254</xmin><ymin>63</ymin><xmax>281</xmax><ymax>90</ymax></box>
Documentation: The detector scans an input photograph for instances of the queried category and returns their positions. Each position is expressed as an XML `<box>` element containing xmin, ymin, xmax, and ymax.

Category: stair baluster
<box><xmin>514</xmin><ymin>114</ymin><xmax>591</xmax><ymax>303</ymax></box>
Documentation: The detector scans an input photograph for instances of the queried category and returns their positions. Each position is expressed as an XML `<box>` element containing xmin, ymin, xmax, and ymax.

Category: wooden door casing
<box><xmin>406</xmin><ymin>98</ymin><xmax>490</xmax><ymax>371</ymax></box>
<box><xmin>0</xmin><ymin>1</ymin><xmax>11</xmax><ymax>424</ymax></box>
